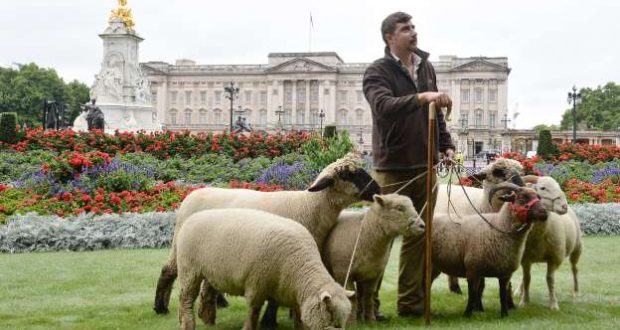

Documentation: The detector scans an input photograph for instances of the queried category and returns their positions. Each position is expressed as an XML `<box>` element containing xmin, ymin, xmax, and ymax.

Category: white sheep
<box><xmin>435</xmin><ymin>158</ymin><xmax>525</xmax><ymax>294</ymax></box>
<box><xmin>322</xmin><ymin>194</ymin><xmax>425</xmax><ymax>323</ymax></box>
<box><xmin>154</xmin><ymin>152</ymin><xmax>381</xmax><ymax>320</ymax></box>
<box><xmin>516</xmin><ymin>175</ymin><xmax>582</xmax><ymax>310</ymax></box>
<box><xmin>176</xmin><ymin>208</ymin><xmax>352</xmax><ymax>330</ymax></box>
<box><xmin>431</xmin><ymin>183</ymin><xmax>549</xmax><ymax>317</ymax></box>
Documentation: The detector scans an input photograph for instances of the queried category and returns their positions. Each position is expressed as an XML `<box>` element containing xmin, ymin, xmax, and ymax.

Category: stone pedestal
<box><xmin>74</xmin><ymin>18</ymin><xmax>161</xmax><ymax>133</ymax></box>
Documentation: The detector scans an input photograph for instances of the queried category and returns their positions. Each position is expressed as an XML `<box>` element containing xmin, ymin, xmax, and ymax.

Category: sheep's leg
<box><xmin>216</xmin><ymin>293</ymin><xmax>229</xmax><ymax>308</ymax></box>
<box><xmin>505</xmin><ymin>280</ymin><xmax>515</xmax><ymax>309</ymax></box>
<box><xmin>292</xmin><ymin>304</ymin><xmax>303</xmax><ymax>330</ymax></box>
<box><xmin>570</xmin><ymin>243</ymin><xmax>582</xmax><ymax>300</ymax></box>
<box><xmin>178</xmin><ymin>273</ymin><xmax>201</xmax><ymax>330</ymax></box>
<box><xmin>260</xmin><ymin>299</ymin><xmax>279</xmax><ymax>328</ymax></box>
<box><xmin>499</xmin><ymin>277</ymin><xmax>510</xmax><ymax>317</ymax></box>
<box><xmin>243</xmin><ymin>302</ymin><xmax>263</xmax><ymax>330</ymax></box>
<box><xmin>474</xmin><ymin>279</ymin><xmax>485</xmax><ymax>312</ymax></box>
<box><xmin>359</xmin><ymin>280</ymin><xmax>377</xmax><ymax>323</ymax></box>
<box><xmin>519</xmin><ymin>262</ymin><xmax>532</xmax><ymax>307</ymax></box>
<box><xmin>546</xmin><ymin>263</ymin><xmax>560</xmax><ymax>310</ymax></box>
<box><xmin>197</xmin><ymin>280</ymin><xmax>218</xmax><ymax>325</ymax></box>
<box><xmin>154</xmin><ymin>251</ymin><xmax>178</xmax><ymax>314</ymax></box>
<box><xmin>464</xmin><ymin>277</ymin><xmax>480</xmax><ymax>317</ymax></box>
<box><xmin>448</xmin><ymin>275</ymin><xmax>463</xmax><ymax>294</ymax></box>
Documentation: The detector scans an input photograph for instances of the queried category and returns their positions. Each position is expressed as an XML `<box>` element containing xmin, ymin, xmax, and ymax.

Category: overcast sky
<box><xmin>1</xmin><ymin>0</ymin><xmax>619</xmax><ymax>129</ymax></box>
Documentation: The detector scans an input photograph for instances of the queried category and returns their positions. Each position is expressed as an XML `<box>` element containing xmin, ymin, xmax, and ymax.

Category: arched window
<box><xmin>284</xmin><ymin>109</ymin><xmax>292</xmax><ymax>125</ymax></box>
<box><xmin>310</xmin><ymin>109</ymin><xmax>318</xmax><ymax>125</ymax></box>
<box><xmin>169</xmin><ymin>109</ymin><xmax>178</xmax><ymax>125</ymax></box>
<box><xmin>184</xmin><ymin>108</ymin><xmax>192</xmax><ymax>125</ymax></box>
<box><xmin>338</xmin><ymin>109</ymin><xmax>348</xmax><ymax>125</ymax></box>
<box><xmin>475</xmin><ymin>109</ymin><xmax>483</xmax><ymax>127</ymax></box>
<box><xmin>199</xmin><ymin>109</ymin><xmax>208</xmax><ymax>124</ymax></box>
<box><xmin>355</xmin><ymin>108</ymin><xmax>364</xmax><ymax>125</ymax></box>
<box><xmin>297</xmin><ymin>109</ymin><xmax>305</xmax><ymax>125</ymax></box>
<box><xmin>244</xmin><ymin>109</ymin><xmax>253</xmax><ymax>126</ymax></box>
<box><xmin>259</xmin><ymin>109</ymin><xmax>267</xmax><ymax>126</ymax></box>
<box><xmin>213</xmin><ymin>109</ymin><xmax>222</xmax><ymax>124</ymax></box>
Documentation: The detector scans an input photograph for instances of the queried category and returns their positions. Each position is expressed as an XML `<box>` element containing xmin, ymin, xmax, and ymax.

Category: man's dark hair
<box><xmin>381</xmin><ymin>12</ymin><xmax>412</xmax><ymax>45</ymax></box>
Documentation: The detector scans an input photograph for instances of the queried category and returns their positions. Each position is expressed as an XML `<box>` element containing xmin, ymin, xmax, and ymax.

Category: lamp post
<box><xmin>501</xmin><ymin>113</ymin><xmax>511</xmax><ymax>131</ymax></box>
<box><xmin>319</xmin><ymin>109</ymin><xmax>325</xmax><ymax>134</ymax></box>
<box><xmin>567</xmin><ymin>85</ymin><xmax>582</xmax><ymax>143</ymax></box>
<box><xmin>224</xmin><ymin>81</ymin><xmax>240</xmax><ymax>132</ymax></box>
<box><xmin>358</xmin><ymin>125</ymin><xmax>364</xmax><ymax>151</ymax></box>
<box><xmin>275</xmin><ymin>106</ymin><xmax>284</xmax><ymax>130</ymax></box>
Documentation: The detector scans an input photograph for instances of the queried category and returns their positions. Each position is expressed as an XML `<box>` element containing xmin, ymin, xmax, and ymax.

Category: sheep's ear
<box><xmin>308</xmin><ymin>177</ymin><xmax>335</xmax><ymax>192</ymax></box>
<box><xmin>319</xmin><ymin>291</ymin><xmax>332</xmax><ymax>304</ymax></box>
<box><xmin>345</xmin><ymin>290</ymin><xmax>355</xmax><ymax>298</ymax></box>
<box><xmin>498</xmin><ymin>191</ymin><xmax>517</xmax><ymax>203</ymax></box>
<box><xmin>522</xmin><ymin>175</ymin><xmax>539</xmax><ymax>184</ymax></box>
<box><xmin>373</xmin><ymin>194</ymin><xmax>385</xmax><ymax>207</ymax></box>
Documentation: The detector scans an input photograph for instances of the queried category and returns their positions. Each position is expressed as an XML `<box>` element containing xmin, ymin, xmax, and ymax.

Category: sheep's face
<box><xmin>473</xmin><ymin>158</ymin><xmax>525</xmax><ymax>188</ymax></box>
<box><xmin>308</xmin><ymin>160</ymin><xmax>380</xmax><ymax>202</ymax></box>
<box><xmin>372</xmin><ymin>194</ymin><xmax>424</xmax><ymax>237</ymax></box>
<box><xmin>529</xmin><ymin>177</ymin><xmax>569</xmax><ymax>215</ymax></box>
<box><xmin>301</xmin><ymin>287</ymin><xmax>352</xmax><ymax>330</ymax></box>
<box><xmin>498</xmin><ymin>187</ymin><xmax>548</xmax><ymax>223</ymax></box>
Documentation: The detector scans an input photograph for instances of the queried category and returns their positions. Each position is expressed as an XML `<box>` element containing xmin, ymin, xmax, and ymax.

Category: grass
<box><xmin>1</xmin><ymin>236</ymin><xmax>618</xmax><ymax>330</ymax></box>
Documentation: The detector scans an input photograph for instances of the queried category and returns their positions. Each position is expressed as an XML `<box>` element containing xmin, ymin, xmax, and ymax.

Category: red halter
<box><xmin>509</xmin><ymin>198</ymin><xmax>540</xmax><ymax>224</ymax></box>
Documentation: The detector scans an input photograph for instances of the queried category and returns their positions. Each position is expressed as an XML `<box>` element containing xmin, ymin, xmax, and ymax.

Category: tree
<box><xmin>0</xmin><ymin>63</ymin><xmax>90</xmax><ymax>127</ymax></box>
<box><xmin>537</xmin><ymin>129</ymin><xmax>559</xmax><ymax>160</ymax></box>
<box><xmin>561</xmin><ymin>82</ymin><xmax>620</xmax><ymax>131</ymax></box>
<box><xmin>532</xmin><ymin>124</ymin><xmax>560</xmax><ymax>134</ymax></box>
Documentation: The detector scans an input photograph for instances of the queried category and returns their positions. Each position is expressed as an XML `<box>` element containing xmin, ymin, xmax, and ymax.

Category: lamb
<box><xmin>176</xmin><ymin>208</ymin><xmax>352</xmax><ymax>330</ymax></box>
<box><xmin>516</xmin><ymin>175</ymin><xmax>582</xmax><ymax>310</ymax></box>
<box><xmin>431</xmin><ymin>183</ymin><xmax>549</xmax><ymax>317</ymax></box>
<box><xmin>322</xmin><ymin>194</ymin><xmax>425</xmax><ymax>323</ymax></box>
<box><xmin>154</xmin><ymin>152</ymin><xmax>381</xmax><ymax>318</ymax></box>
<box><xmin>435</xmin><ymin>158</ymin><xmax>525</xmax><ymax>294</ymax></box>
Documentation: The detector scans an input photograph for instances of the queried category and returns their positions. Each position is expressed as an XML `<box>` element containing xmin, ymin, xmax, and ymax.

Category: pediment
<box><xmin>452</xmin><ymin>59</ymin><xmax>509</xmax><ymax>73</ymax></box>
<box><xmin>266</xmin><ymin>58</ymin><xmax>337</xmax><ymax>73</ymax></box>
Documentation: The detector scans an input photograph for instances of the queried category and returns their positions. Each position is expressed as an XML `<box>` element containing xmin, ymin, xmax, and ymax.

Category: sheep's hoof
<box><xmin>260</xmin><ymin>316</ymin><xmax>278</xmax><ymax>328</ymax></box>
<box><xmin>549</xmin><ymin>303</ymin><xmax>560</xmax><ymax>311</ymax></box>
<box><xmin>153</xmin><ymin>304</ymin><xmax>169</xmax><ymax>315</ymax></box>
<box><xmin>449</xmin><ymin>284</ymin><xmax>463</xmax><ymax>295</ymax></box>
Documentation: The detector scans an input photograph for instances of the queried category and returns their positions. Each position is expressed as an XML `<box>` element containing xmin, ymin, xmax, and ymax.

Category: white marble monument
<box><xmin>74</xmin><ymin>0</ymin><xmax>161</xmax><ymax>133</ymax></box>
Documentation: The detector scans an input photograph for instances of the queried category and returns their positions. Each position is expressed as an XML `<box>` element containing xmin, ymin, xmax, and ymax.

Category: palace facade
<box><xmin>141</xmin><ymin>52</ymin><xmax>511</xmax><ymax>154</ymax></box>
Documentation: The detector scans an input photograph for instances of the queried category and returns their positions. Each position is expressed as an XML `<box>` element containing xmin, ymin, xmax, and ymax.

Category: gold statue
<box><xmin>109</xmin><ymin>0</ymin><xmax>135</xmax><ymax>31</ymax></box>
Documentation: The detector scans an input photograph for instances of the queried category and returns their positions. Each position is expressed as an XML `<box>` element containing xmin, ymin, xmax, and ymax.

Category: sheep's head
<box><xmin>307</xmin><ymin>153</ymin><xmax>380</xmax><ymax>202</ymax></box>
<box><xmin>522</xmin><ymin>175</ymin><xmax>569</xmax><ymax>215</ymax></box>
<box><xmin>371</xmin><ymin>194</ymin><xmax>425</xmax><ymax>237</ymax></box>
<box><xmin>300</xmin><ymin>285</ymin><xmax>353</xmax><ymax>330</ymax></box>
<box><xmin>489</xmin><ymin>183</ymin><xmax>548</xmax><ymax>224</ymax></box>
<box><xmin>468</xmin><ymin>158</ymin><xmax>525</xmax><ymax>188</ymax></box>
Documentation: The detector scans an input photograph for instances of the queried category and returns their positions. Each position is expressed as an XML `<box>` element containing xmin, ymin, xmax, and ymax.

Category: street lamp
<box><xmin>319</xmin><ymin>109</ymin><xmax>325</xmax><ymax>133</ymax></box>
<box><xmin>567</xmin><ymin>85</ymin><xmax>582</xmax><ymax>143</ymax></box>
<box><xmin>275</xmin><ymin>106</ymin><xmax>284</xmax><ymax>130</ymax></box>
<box><xmin>224</xmin><ymin>81</ymin><xmax>240</xmax><ymax>132</ymax></box>
<box><xmin>358</xmin><ymin>125</ymin><xmax>364</xmax><ymax>150</ymax></box>
<box><xmin>501</xmin><ymin>113</ymin><xmax>511</xmax><ymax>131</ymax></box>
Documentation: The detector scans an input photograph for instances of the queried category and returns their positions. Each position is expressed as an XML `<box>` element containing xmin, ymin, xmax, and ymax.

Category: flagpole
<box><xmin>309</xmin><ymin>12</ymin><xmax>312</xmax><ymax>52</ymax></box>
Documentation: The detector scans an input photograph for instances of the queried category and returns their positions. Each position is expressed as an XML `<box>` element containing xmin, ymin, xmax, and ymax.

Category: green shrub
<box><xmin>0</xmin><ymin>112</ymin><xmax>18</xmax><ymax>144</ymax></box>
<box><xmin>537</xmin><ymin>129</ymin><xmax>559</xmax><ymax>160</ymax></box>
<box><xmin>323</xmin><ymin>124</ymin><xmax>337</xmax><ymax>138</ymax></box>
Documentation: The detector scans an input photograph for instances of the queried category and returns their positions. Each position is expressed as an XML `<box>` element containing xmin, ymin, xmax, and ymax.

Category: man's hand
<box><xmin>418</xmin><ymin>92</ymin><xmax>452</xmax><ymax>108</ymax></box>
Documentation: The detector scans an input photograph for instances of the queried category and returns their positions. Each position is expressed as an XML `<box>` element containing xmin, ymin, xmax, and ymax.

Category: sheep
<box><xmin>435</xmin><ymin>158</ymin><xmax>525</xmax><ymax>294</ymax></box>
<box><xmin>321</xmin><ymin>194</ymin><xmax>425</xmax><ymax>323</ymax></box>
<box><xmin>176</xmin><ymin>208</ymin><xmax>352</xmax><ymax>330</ymax></box>
<box><xmin>516</xmin><ymin>175</ymin><xmax>582</xmax><ymax>310</ymax></box>
<box><xmin>431</xmin><ymin>183</ymin><xmax>549</xmax><ymax>317</ymax></box>
<box><xmin>154</xmin><ymin>152</ymin><xmax>381</xmax><ymax>320</ymax></box>
<box><xmin>435</xmin><ymin>157</ymin><xmax>525</xmax><ymax>216</ymax></box>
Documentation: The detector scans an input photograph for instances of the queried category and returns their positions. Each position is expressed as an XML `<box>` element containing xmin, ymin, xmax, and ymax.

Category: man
<box><xmin>363</xmin><ymin>11</ymin><xmax>455</xmax><ymax>317</ymax></box>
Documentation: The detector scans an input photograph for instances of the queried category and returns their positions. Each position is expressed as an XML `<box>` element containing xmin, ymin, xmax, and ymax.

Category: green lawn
<box><xmin>1</xmin><ymin>236</ymin><xmax>618</xmax><ymax>330</ymax></box>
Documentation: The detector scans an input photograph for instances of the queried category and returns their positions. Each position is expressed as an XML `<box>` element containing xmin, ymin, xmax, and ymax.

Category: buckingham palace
<box><xmin>141</xmin><ymin>52</ymin><xmax>511</xmax><ymax>155</ymax></box>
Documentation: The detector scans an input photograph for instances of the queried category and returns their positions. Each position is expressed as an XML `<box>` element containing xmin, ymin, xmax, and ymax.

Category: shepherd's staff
<box><xmin>424</xmin><ymin>101</ymin><xmax>451</xmax><ymax>325</ymax></box>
